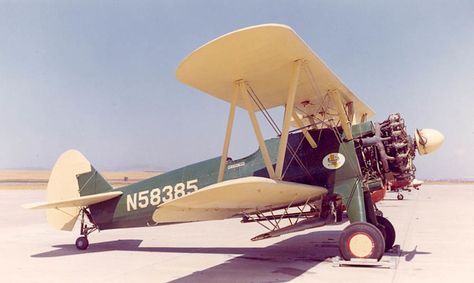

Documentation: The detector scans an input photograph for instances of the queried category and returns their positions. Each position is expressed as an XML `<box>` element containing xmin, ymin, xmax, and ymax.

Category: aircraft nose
<box><xmin>415</xmin><ymin>128</ymin><xmax>445</xmax><ymax>155</ymax></box>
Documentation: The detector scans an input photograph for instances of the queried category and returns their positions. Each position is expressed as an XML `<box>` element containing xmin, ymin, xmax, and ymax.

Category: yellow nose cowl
<box><xmin>415</xmin><ymin>128</ymin><xmax>445</xmax><ymax>155</ymax></box>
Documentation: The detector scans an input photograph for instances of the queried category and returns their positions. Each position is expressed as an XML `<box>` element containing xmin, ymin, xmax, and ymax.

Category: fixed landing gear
<box><xmin>75</xmin><ymin>208</ymin><xmax>97</xmax><ymax>250</ymax></box>
<box><xmin>338</xmin><ymin>222</ymin><xmax>385</xmax><ymax>261</ymax></box>
<box><xmin>376</xmin><ymin>216</ymin><xmax>396</xmax><ymax>251</ymax></box>
<box><xmin>397</xmin><ymin>193</ymin><xmax>404</xmax><ymax>200</ymax></box>
<box><xmin>75</xmin><ymin>236</ymin><xmax>89</xmax><ymax>250</ymax></box>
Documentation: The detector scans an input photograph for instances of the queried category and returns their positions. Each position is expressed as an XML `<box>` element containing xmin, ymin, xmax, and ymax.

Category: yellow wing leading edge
<box><xmin>176</xmin><ymin>23</ymin><xmax>375</xmax><ymax>126</ymax></box>
<box><xmin>152</xmin><ymin>176</ymin><xmax>327</xmax><ymax>224</ymax></box>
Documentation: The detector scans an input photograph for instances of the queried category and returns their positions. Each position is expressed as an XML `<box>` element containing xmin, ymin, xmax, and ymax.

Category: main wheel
<box><xmin>376</xmin><ymin>216</ymin><xmax>396</xmax><ymax>251</ymax></box>
<box><xmin>397</xmin><ymin>193</ymin><xmax>404</xmax><ymax>200</ymax></box>
<box><xmin>75</xmin><ymin>236</ymin><xmax>89</xmax><ymax>250</ymax></box>
<box><xmin>339</xmin><ymin>222</ymin><xmax>385</xmax><ymax>261</ymax></box>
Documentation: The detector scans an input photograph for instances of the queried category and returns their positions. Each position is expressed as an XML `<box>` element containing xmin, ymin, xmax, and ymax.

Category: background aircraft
<box><xmin>24</xmin><ymin>24</ymin><xmax>444</xmax><ymax>261</ymax></box>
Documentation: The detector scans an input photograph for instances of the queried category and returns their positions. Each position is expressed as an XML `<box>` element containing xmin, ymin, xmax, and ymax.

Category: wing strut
<box><xmin>292</xmin><ymin>113</ymin><xmax>317</xmax><ymax>148</ymax></box>
<box><xmin>217</xmin><ymin>61</ymin><xmax>312</xmax><ymax>181</ymax></box>
<box><xmin>240</xmin><ymin>81</ymin><xmax>276</xmax><ymax>178</ymax></box>
<box><xmin>275</xmin><ymin>60</ymin><xmax>302</xmax><ymax>179</ymax></box>
<box><xmin>330</xmin><ymin>90</ymin><xmax>353</xmax><ymax>140</ymax></box>
<box><xmin>346</xmin><ymin>101</ymin><xmax>354</xmax><ymax>124</ymax></box>
<box><xmin>218</xmin><ymin>80</ymin><xmax>278</xmax><ymax>181</ymax></box>
<box><xmin>217</xmin><ymin>86</ymin><xmax>238</xmax><ymax>182</ymax></box>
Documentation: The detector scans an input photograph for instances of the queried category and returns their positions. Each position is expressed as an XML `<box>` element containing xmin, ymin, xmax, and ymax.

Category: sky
<box><xmin>0</xmin><ymin>1</ymin><xmax>473</xmax><ymax>179</ymax></box>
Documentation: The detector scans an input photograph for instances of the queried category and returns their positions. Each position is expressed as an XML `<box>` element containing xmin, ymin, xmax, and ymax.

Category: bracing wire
<box><xmin>243</xmin><ymin>83</ymin><xmax>314</xmax><ymax>180</ymax></box>
<box><xmin>246</xmin><ymin>84</ymin><xmax>281</xmax><ymax>135</ymax></box>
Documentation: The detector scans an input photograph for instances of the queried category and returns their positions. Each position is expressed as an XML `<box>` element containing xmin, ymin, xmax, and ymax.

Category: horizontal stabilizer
<box><xmin>153</xmin><ymin>176</ymin><xmax>327</xmax><ymax>224</ymax></box>
<box><xmin>23</xmin><ymin>191</ymin><xmax>123</xmax><ymax>209</ymax></box>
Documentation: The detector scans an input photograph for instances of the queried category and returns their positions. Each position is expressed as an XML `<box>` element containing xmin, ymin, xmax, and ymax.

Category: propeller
<box><xmin>414</xmin><ymin>128</ymin><xmax>444</xmax><ymax>155</ymax></box>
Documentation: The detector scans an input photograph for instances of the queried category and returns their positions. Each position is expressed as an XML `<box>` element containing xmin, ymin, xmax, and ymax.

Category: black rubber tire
<box><xmin>75</xmin><ymin>236</ymin><xmax>89</xmax><ymax>250</ymax></box>
<box><xmin>376</xmin><ymin>216</ymin><xmax>396</xmax><ymax>251</ymax></box>
<box><xmin>397</xmin><ymin>194</ymin><xmax>404</xmax><ymax>200</ymax></box>
<box><xmin>339</xmin><ymin>222</ymin><xmax>385</xmax><ymax>261</ymax></box>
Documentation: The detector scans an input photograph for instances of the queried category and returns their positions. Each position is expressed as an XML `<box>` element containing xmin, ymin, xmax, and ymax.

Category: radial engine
<box><xmin>353</xmin><ymin>113</ymin><xmax>444</xmax><ymax>194</ymax></box>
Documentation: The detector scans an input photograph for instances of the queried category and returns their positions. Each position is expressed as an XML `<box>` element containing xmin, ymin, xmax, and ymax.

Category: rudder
<box><xmin>45</xmin><ymin>150</ymin><xmax>113</xmax><ymax>231</ymax></box>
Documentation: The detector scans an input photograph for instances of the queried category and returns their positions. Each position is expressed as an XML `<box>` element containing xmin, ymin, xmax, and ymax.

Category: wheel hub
<box><xmin>348</xmin><ymin>232</ymin><xmax>374</xmax><ymax>258</ymax></box>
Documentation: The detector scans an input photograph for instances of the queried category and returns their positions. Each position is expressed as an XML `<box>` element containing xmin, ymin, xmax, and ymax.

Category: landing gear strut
<box><xmin>75</xmin><ymin>208</ymin><xmax>98</xmax><ymax>250</ymax></box>
<box><xmin>374</xmin><ymin>204</ymin><xmax>383</xmax><ymax>217</ymax></box>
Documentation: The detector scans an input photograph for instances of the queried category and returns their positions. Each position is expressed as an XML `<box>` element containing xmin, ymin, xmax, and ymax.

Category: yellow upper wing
<box><xmin>152</xmin><ymin>176</ymin><xmax>327</xmax><ymax>224</ymax></box>
<box><xmin>176</xmin><ymin>24</ymin><xmax>374</xmax><ymax>126</ymax></box>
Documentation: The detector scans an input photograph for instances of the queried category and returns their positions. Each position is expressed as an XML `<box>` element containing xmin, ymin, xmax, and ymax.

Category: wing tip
<box><xmin>22</xmin><ymin>202</ymin><xmax>44</xmax><ymax>209</ymax></box>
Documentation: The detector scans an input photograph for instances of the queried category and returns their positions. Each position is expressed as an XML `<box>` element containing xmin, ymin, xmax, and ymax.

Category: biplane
<box><xmin>384</xmin><ymin>178</ymin><xmax>425</xmax><ymax>200</ymax></box>
<box><xmin>24</xmin><ymin>24</ymin><xmax>444</xmax><ymax>261</ymax></box>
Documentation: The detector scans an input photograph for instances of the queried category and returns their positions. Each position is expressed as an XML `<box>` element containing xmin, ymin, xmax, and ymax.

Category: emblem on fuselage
<box><xmin>322</xmin><ymin>153</ymin><xmax>345</xmax><ymax>170</ymax></box>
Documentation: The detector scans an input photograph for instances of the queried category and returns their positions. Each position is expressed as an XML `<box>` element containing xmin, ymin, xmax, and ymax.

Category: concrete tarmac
<box><xmin>1</xmin><ymin>184</ymin><xmax>473</xmax><ymax>282</ymax></box>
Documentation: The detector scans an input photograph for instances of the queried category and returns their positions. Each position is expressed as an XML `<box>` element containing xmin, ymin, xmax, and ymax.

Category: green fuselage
<box><xmin>85</xmin><ymin>124</ymin><xmax>375</xmax><ymax>230</ymax></box>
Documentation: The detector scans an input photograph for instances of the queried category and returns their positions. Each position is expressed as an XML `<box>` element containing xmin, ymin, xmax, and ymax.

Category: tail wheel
<box><xmin>75</xmin><ymin>236</ymin><xmax>89</xmax><ymax>250</ymax></box>
<box><xmin>74</xmin><ymin>208</ymin><xmax>96</xmax><ymax>250</ymax></box>
<box><xmin>397</xmin><ymin>193</ymin><xmax>404</xmax><ymax>200</ymax></box>
<box><xmin>339</xmin><ymin>222</ymin><xmax>385</xmax><ymax>261</ymax></box>
<box><xmin>376</xmin><ymin>216</ymin><xmax>396</xmax><ymax>251</ymax></box>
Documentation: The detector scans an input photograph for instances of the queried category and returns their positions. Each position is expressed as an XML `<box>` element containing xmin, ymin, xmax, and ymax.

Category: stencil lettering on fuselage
<box><xmin>126</xmin><ymin>179</ymin><xmax>198</xmax><ymax>211</ymax></box>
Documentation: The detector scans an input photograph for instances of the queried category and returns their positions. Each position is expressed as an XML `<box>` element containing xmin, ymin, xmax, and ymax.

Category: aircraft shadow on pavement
<box><xmin>31</xmin><ymin>230</ymin><xmax>432</xmax><ymax>282</ymax></box>
<box><xmin>399</xmin><ymin>245</ymin><xmax>431</xmax><ymax>262</ymax></box>
<box><xmin>167</xmin><ymin>230</ymin><xmax>340</xmax><ymax>283</ymax></box>
<box><xmin>32</xmin><ymin>230</ymin><xmax>341</xmax><ymax>282</ymax></box>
